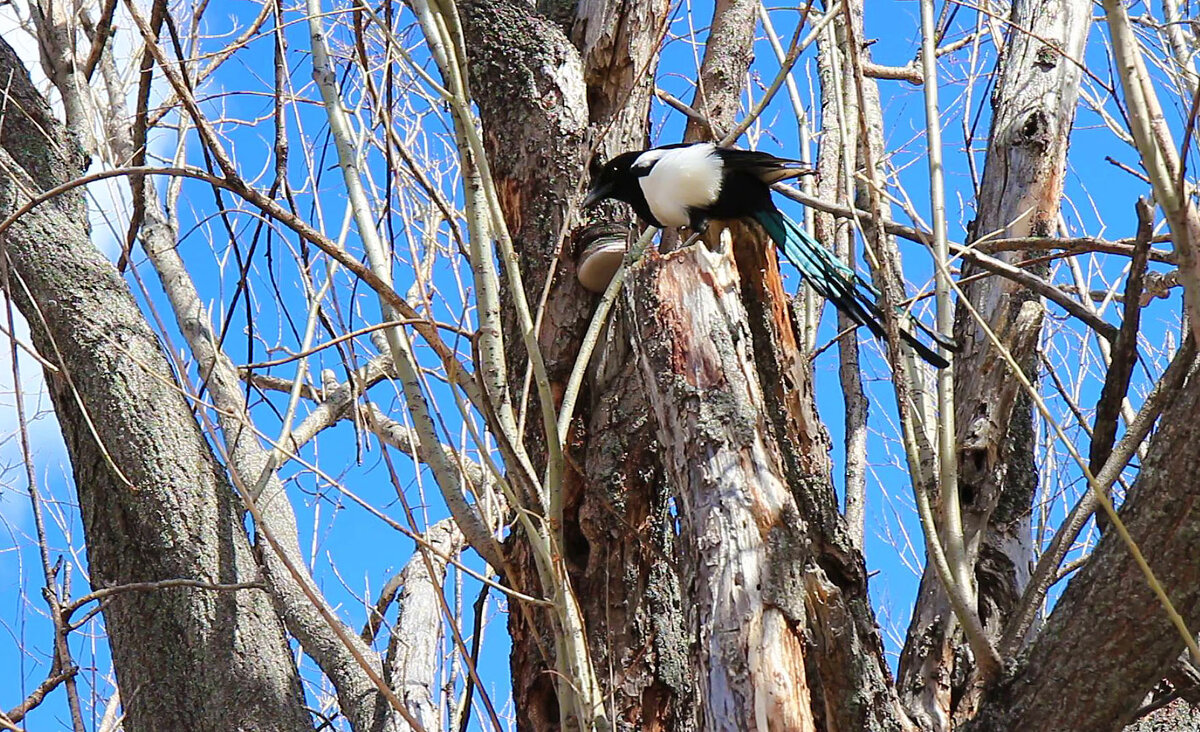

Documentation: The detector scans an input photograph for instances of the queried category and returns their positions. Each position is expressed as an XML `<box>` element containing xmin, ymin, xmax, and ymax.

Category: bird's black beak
<box><xmin>582</xmin><ymin>183</ymin><xmax>613</xmax><ymax>209</ymax></box>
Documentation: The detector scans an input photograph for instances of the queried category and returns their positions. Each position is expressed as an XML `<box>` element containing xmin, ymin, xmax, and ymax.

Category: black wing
<box><xmin>716</xmin><ymin>148</ymin><xmax>811</xmax><ymax>185</ymax></box>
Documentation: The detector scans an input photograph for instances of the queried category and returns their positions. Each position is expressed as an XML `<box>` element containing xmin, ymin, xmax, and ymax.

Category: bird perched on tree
<box><xmin>582</xmin><ymin>141</ymin><xmax>953</xmax><ymax>368</ymax></box>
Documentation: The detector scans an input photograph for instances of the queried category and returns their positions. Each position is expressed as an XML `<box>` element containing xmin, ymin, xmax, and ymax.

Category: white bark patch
<box><xmin>542</xmin><ymin>52</ymin><xmax>589</xmax><ymax>132</ymax></box>
<box><xmin>627</xmin><ymin>245</ymin><xmax>815</xmax><ymax>731</ymax></box>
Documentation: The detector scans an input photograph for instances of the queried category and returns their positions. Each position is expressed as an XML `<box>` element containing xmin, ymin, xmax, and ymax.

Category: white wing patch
<box><xmin>636</xmin><ymin>143</ymin><xmax>722</xmax><ymax>227</ymax></box>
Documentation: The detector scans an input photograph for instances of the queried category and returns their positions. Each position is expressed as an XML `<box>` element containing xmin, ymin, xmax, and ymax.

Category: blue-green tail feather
<box><xmin>753</xmin><ymin>208</ymin><xmax>951</xmax><ymax>369</ymax></box>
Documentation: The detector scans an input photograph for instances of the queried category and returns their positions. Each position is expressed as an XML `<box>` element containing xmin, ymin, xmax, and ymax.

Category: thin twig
<box><xmin>919</xmin><ymin>0</ymin><xmax>970</xmax><ymax>603</ymax></box>
<box><xmin>64</xmin><ymin>580</ymin><xmax>267</xmax><ymax>620</ymax></box>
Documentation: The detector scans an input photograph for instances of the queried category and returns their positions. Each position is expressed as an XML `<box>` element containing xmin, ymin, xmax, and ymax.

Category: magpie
<box><xmin>582</xmin><ymin>141</ymin><xmax>953</xmax><ymax>369</ymax></box>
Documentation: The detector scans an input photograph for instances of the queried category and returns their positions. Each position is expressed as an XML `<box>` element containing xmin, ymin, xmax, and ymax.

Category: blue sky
<box><xmin>0</xmin><ymin>0</ymin><xmax>1188</xmax><ymax>728</ymax></box>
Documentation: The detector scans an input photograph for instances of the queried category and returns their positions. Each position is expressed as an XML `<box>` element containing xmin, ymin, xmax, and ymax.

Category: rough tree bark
<box><xmin>452</xmin><ymin>2</ymin><xmax>591</xmax><ymax>723</ymax></box>
<box><xmin>898</xmin><ymin>2</ymin><xmax>1092</xmax><ymax>728</ymax></box>
<box><xmin>0</xmin><ymin>38</ymin><xmax>312</xmax><ymax>731</ymax></box>
<box><xmin>454</xmin><ymin>0</ymin><xmax>688</xmax><ymax>727</ymax></box>
<box><xmin>632</xmin><ymin>3</ymin><xmax>913</xmax><ymax>728</ymax></box>
<box><xmin>969</xmin><ymin>356</ymin><xmax>1200</xmax><ymax>730</ymax></box>
<box><xmin>626</xmin><ymin>244</ymin><xmax>815</xmax><ymax>730</ymax></box>
<box><xmin>567</xmin><ymin>3</ymin><xmax>695</xmax><ymax>726</ymax></box>
<box><xmin>624</xmin><ymin>234</ymin><xmax>918</xmax><ymax>731</ymax></box>
<box><xmin>386</xmin><ymin>520</ymin><xmax>465</xmax><ymax>731</ymax></box>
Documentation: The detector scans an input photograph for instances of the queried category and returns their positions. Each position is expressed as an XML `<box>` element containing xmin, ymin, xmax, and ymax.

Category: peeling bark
<box><xmin>645</xmin><ymin>4</ymin><xmax>911</xmax><ymax>727</ymax></box>
<box><xmin>569</xmin><ymin>20</ymin><xmax>685</xmax><ymax>726</ymax></box>
<box><xmin>626</xmin><ymin>244</ymin><xmax>815</xmax><ymax>732</ymax></box>
<box><xmin>387</xmin><ymin>521</ymin><xmax>464</xmax><ymax>731</ymax></box>
<box><xmin>626</xmin><ymin>242</ymin><xmax>914</xmax><ymax>731</ymax></box>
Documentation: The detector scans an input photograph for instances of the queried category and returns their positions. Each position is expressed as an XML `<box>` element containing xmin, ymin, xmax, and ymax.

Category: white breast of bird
<box><xmin>635</xmin><ymin>143</ymin><xmax>723</xmax><ymax>228</ymax></box>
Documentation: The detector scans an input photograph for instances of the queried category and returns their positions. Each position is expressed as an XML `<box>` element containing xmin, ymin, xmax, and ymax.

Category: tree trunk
<box><xmin>386</xmin><ymin>520</ymin><xmax>465</xmax><ymax>731</ymax></box>
<box><xmin>626</xmin><ymin>243</ymin><xmax>815</xmax><ymax>730</ymax></box>
<box><xmin>898</xmin><ymin>2</ymin><xmax>1092</xmax><ymax>727</ymax></box>
<box><xmin>455</xmin><ymin>0</ymin><xmax>689</xmax><ymax>727</ymax></box>
<box><xmin>626</xmin><ymin>238</ymin><xmax>916</xmax><ymax>731</ymax></box>
<box><xmin>0</xmin><ymin>37</ymin><xmax>311</xmax><ymax>732</ymax></box>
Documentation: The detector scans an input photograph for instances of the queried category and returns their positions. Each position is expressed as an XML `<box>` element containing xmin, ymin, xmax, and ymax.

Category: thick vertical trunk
<box><xmin>897</xmin><ymin>2</ymin><xmax>1092</xmax><ymax>728</ymax></box>
<box><xmin>626</xmin><ymin>244</ymin><xmax>815</xmax><ymax>731</ymax></box>
<box><xmin>626</xmin><ymin>241</ymin><xmax>915</xmax><ymax>731</ymax></box>
<box><xmin>674</xmin><ymin>4</ymin><xmax>910</xmax><ymax>727</ymax></box>
<box><xmin>455</xmin><ymin>0</ymin><xmax>685</xmax><ymax>727</ymax></box>
<box><xmin>0</xmin><ymin>38</ymin><xmax>310</xmax><ymax>732</ymax></box>
<box><xmin>569</xmin><ymin>3</ymin><xmax>695</xmax><ymax>725</ymax></box>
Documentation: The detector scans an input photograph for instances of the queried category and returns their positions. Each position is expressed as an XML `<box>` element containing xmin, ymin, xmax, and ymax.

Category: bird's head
<box><xmin>582</xmin><ymin>150</ymin><xmax>642</xmax><ymax>209</ymax></box>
